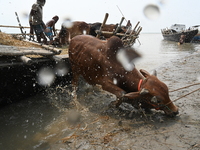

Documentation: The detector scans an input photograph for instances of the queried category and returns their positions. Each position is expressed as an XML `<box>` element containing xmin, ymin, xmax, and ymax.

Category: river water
<box><xmin>0</xmin><ymin>33</ymin><xmax>199</xmax><ymax>150</ymax></box>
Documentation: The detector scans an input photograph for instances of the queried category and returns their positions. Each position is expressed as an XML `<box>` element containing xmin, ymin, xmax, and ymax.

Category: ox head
<box><xmin>124</xmin><ymin>69</ymin><xmax>179</xmax><ymax>117</ymax></box>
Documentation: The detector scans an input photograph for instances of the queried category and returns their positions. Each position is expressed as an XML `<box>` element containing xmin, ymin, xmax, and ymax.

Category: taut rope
<box><xmin>169</xmin><ymin>83</ymin><xmax>200</xmax><ymax>103</ymax></box>
<box><xmin>169</xmin><ymin>82</ymin><xmax>200</xmax><ymax>92</ymax></box>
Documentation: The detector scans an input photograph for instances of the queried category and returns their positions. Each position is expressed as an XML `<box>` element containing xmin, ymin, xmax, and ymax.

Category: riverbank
<box><xmin>1</xmin><ymin>34</ymin><xmax>200</xmax><ymax>150</ymax></box>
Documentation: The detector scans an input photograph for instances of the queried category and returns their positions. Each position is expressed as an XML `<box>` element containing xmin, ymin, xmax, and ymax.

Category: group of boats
<box><xmin>161</xmin><ymin>24</ymin><xmax>200</xmax><ymax>43</ymax></box>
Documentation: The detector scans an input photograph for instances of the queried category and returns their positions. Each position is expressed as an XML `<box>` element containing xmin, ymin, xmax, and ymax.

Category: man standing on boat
<box><xmin>29</xmin><ymin>0</ymin><xmax>47</xmax><ymax>44</ymax></box>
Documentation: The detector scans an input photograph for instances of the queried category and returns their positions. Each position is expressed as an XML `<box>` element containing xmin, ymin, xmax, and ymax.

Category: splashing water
<box><xmin>143</xmin><ymin>4</ymin><xmax>160</xmax><ymax>20</ymax></box>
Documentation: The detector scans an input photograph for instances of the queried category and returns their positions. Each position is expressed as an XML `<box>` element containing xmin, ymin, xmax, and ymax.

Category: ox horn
<box><xmin>151</xmin><ymin>70</ymin><xmax>157</xmax><ymax>76</ymax></box>
<box><xmin>140</xmin><ymin>88</ymin><xmax>149</xmax><ymax>95</ymax></box>
<box><xmin>151</xmin><ymin>96</ymin><xmax>158</xmax><ymax>103</ymax></box>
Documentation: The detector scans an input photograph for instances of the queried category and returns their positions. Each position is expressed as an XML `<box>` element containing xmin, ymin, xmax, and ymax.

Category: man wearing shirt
<box><xmin>29</xmin><ymin>0</ymin><xmax>47</xmax><ymax>44</ymax></box>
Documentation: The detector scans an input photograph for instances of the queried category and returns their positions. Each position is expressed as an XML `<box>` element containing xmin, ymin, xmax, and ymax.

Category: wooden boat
<box><xmin>0</xmin><ymin>32</ymin><xmax>71</xmax><ymax>106</ymax></box>
<box><xmin>161</xmin><ymin>24</ymin><xmax>198</xmax><ymax>43</ymax></box>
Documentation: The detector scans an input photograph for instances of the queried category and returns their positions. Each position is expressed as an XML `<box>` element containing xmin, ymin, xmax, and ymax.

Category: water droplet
<box><xmin>62</xmin><ymin>18</ymin><xmax>73</xmax><ymax>28</ymax></box>
<box><xmin>54</xmin><ymin>62</ymin><xmax>69</xmax><ymax>77</ymax></box>
<box><xmin>197</xmin><ymin>75</ymin><xmax>200</xmax><ymax>81</ymax></box>
<box><xmin>37</xmin><ymin>67</ymin><xmax>55</xmax><ymax>87</ymax></box>
<box><xmin>113</xmin><ymin>78</ymin><xmax>117</xmax><ymax>85</ymax></box>
<box><xmin>83</xmin><ymin>30</ymin><xmax>87</xmax><ymax>35</ymax></box>
<box><xmin>143</xmin><ymin>4</ymin><xmax>160</xmax><ymax>20</ymax></box>
<box><xmin>117</xmin><ymin>49</ymin><xmax>136</xmax><ymax>71</ymax></box>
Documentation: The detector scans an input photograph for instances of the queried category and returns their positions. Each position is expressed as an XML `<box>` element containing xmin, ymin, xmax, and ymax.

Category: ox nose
<box><xmin>169</xmin><ymin>109</ymin><xmax>179</xmax><ymax>117</ymax></box>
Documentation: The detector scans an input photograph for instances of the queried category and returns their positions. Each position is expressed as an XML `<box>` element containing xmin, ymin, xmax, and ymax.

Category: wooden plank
<box><xmin>0</xmin><ymin>46</ymin><xmax>54</xmax><ymax>56</ymax></box>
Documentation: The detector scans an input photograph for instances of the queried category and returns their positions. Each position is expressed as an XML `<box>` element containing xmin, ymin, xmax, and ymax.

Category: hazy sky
<box><xmin>0</xmin><ymin>0</ymin><xmax>200</xmax><ymax>33</ymax></box>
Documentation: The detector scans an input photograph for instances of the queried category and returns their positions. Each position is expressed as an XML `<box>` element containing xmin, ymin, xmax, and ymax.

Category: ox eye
<box><xmin>157</xmin><ymin>100</ymin><xmax>161</xmax><ymax>103</ymax></box>
<box><xmin>156</xmin><ymin>96</ymin><xmax>163</xmax><ymax>103</ymax></box>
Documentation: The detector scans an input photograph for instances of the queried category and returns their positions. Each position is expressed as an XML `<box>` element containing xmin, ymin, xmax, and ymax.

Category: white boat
<box><xmin>161</xmin><ymin>24</ymin><xmax>198</xmax><ymax>43</ymax></box>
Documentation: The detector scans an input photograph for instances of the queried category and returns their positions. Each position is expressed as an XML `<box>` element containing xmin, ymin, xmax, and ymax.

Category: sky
<box><xmin>0</xmin><ymin>0</ymin><xmax>200</xmax><ymax>34</ymax></box>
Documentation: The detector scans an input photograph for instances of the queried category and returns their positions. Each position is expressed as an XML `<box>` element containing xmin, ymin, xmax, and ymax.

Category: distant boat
<box><xmin>161</xmin><ymin>24</ymin><xmax>198</xmax><ymax>43</ymax></box>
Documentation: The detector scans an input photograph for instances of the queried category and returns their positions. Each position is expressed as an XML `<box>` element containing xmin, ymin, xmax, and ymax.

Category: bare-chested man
<box><xmin>45</xmin><ymin>15</ymin><xmax>59</xmax><ymax>45</ymax></box>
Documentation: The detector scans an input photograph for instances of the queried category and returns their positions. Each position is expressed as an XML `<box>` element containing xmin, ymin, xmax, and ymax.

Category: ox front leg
<box><xmin>101</xmin><ymin>81</ymin><xmax>126</xmax><ymax>108</ymax></box>
<box><xmin>109</xmin><ymin>96</ymin><xmax>126</xmax><ymax>108</ymax></box>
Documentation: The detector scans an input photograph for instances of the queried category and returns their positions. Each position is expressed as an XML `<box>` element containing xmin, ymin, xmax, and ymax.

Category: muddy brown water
<box><xmin>0</xmin><ymin>34</ymin><xmax>200</xmax><ymax>150</ymax></box>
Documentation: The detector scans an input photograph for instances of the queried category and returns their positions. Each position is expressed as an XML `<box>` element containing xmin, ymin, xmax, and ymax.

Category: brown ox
<box><xmin>69</xmin><ymin>35</ymin><xmax>179</xmax><ymax>117</ymax></box>
<box><xmin>55</xmin><ymin>21</ymin><xmax>90</xmax><ymax>46</ymax></box>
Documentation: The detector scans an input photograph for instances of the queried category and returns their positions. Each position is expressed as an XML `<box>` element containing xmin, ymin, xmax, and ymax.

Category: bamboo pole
<box><xmin>0</xmin><ymin>25</ymin><xmax>30</xmax><ymax>29</ymax></box>
<box><xmin>18</xmin><ymin>55</ymin><xmax>32</xmax><ymax>64</ymax></box>
<box><xmin>114</xmin><ymin>17</ymin><xmax>125</xmax><ymax>35</ymax></box>
<box><xmin>132</xmin><ymin>21</ymin><xmax>140</xmax><ymax>32</ymax></box>
<box><xmin>24</xmin><ymin>40</ymin><xmax>62</xmax><ymax>54</ymax></box>
<box><xmin>0</xmin><ymin>25</ymin><xmax>60</xmax><ymax>31</ymax></box>
<box><xmin>15</xmin><ymin>12</ymin><xmax>25</xmax><ymax>38</ymax></box>
<box><xmin>96</xmin><ymin>13</ymin><xmax>109</xmax><ymax>38</ymax></box>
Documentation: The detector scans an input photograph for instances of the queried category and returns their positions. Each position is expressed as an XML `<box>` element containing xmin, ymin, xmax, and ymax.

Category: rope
<box><xmin>172</xmin><ymin>87</ymin><xmax>200</xmax><ymax>102</ymax></box>
<box><xmin>169</xmin><ymin>83</ymin><xmax>200</xmax><ymax>92</ymax></box>
<box><xmin>164</xmin><ymin>82</ymin><xmax>200</xmax><ymax>105</ymax></box>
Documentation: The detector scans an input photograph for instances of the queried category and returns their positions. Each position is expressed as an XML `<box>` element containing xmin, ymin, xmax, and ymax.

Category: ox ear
<box><xmin>140</xmin><ymin>69</ymin><xmax>151</xmax><ymax>78</ymax></box>
<box><xmin>140</xmin><ymin>69</ymin><xmax>157</xmax><ymax>77</ymax></box>
<box><xmin>124</xmin><ymin>92</ymin><xmax>140</xmax><ymax>99</ymax></box>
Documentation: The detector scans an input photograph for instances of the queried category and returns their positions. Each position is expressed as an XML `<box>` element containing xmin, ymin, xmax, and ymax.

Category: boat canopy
<box><xmin>170</xmin><ymin>24</ymin><xmax>186</xmax><ymax>32</ymax></box>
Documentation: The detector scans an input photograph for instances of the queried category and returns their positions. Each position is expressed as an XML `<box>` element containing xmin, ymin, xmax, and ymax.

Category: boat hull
<box><xmin>162</xmin><ymin>29</ymin><xmax>198</xmax><ymax>43</ymax></box>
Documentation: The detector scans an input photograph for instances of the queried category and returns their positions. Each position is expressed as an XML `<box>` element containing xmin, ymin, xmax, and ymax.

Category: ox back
<box><xmin>69</xmin><ymin>35</ymin><xmax>142</xmax><ymax>98</ymax></box>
